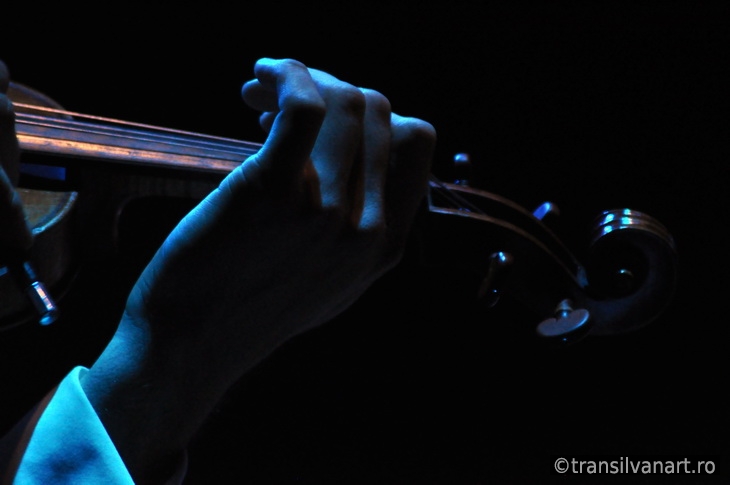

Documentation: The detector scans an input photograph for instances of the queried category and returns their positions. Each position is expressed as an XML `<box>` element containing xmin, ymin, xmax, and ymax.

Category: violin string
<box><xmin>14</xmin><ymin>108</ymin><xmax>261</xmax><ymax>161</ymax></box>
<box><xmin>13</xmin><ymin>102</ymin><xmax>261</xmax><ymax>148</ymax></box>
<box><xmin>15</xmin><ymin>103</ymin><xmax>487</xmax><ymax>217</ymax></box>
<box><xmin>17</xmin><ymin>114</ymin><xmax>254</xmax><ymax>163</ymax></box>
<box><xmin>428</xmin><ymin>175</ymin><xmax>485</xmax><ymax>215</ymax></box>
<box><xmin>13</xmin><ymin>103</ymin><xmax>263</xmax><ymax>161</ymax></box>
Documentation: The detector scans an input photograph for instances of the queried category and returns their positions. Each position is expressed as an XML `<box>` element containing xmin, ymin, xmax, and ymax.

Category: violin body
<box><xmin>1</xmin><ymin>82</ymin><xmax>679</xmax><ymax>344</ymax></box>
<box><xmin>0</xmin><ymin>188</ymin><xmax>77</xmax><ymax>328</ymax></box>
<box><xmin>1</xmin><ymin>83</ymin><xmax>80</xmax><ymax>328</ymax></box>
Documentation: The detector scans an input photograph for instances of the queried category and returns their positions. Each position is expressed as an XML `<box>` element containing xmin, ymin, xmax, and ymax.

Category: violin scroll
<box><xmin>421</xmin><ymin>153</ymin><xmax>679</xmax><ymax>344</ymax></box>
<box><xmin>582</xmin><ymin>209</ymin><xmax>678</xmax><ymax>336</ymax></box>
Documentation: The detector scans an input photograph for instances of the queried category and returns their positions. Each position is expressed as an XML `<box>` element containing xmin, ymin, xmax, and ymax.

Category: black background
<box><xmin>1</xmin><ymin>3</ymin><xmax>728</xmax><ymax>483</ymax></box>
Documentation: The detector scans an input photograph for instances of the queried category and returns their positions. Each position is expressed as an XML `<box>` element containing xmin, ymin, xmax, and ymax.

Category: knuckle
<box><xmin>336</xmin><ymin>84</ymin><xmax>367</xmax><ymax>116</ymax></box>
<box><xmin>393</xmin><ymin>115</ymin><xmax>437</xmax><ymax>145</ymax></box>
<box><xmin>361</xmin><ymin>88</ymin><xmax>392</xmax><ymax>117</ymax></box>
<box><xmin>277</xmin><ymin>58</ymin><xmax>308</xmax><ymax>70</ymax></box>
<box><xmin>258</xmin><ymin>57</ymin><xmax>308</xmax><ymax>77</ymax></box>
<box><xmin>286</xmin><ymin>94</ymin><xmax>327</xmax><ymax>124</ymax></box>
<box><xmin>409</xmin><ymin>120</ymin><xmax>438</xmax><ymax>145</ymax></box>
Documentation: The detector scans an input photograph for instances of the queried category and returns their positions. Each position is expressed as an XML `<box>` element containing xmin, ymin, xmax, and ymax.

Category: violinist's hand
<box><xmin>0</xmin><ymin>60</ymin><xmax>32</xmax><ymax>255</ymax></box>
<box><xmin>81</xmin><ymin>58</ymin><xmax>436</xmax><ymax>483</ymax></box>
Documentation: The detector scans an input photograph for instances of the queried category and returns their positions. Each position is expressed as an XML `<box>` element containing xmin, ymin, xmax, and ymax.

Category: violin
<box><xmin>0</xmin><ymin>81</ymin><xmax>679</xmax><ymax>344</ymax></box>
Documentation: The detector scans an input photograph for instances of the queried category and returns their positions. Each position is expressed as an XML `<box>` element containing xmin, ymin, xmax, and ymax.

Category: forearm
<box><xmin>78</xmin><ymin>311</ymin><xmax>284</xmax><ymax>484</ymax></box>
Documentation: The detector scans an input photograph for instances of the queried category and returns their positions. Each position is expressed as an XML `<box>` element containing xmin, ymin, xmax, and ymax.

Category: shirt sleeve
<box><xmin>6</xmin><ymin>366</ymin><xmax>187</xmax><ymax>485</ymax></box>
<box><xmin>9</xmin><ymin>366</ymin><xmax>135</xmax><ymax>484</ymax></box>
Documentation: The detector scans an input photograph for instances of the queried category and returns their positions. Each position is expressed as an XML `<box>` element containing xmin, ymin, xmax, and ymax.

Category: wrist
<box><xmin>79</xmin><ymin>313</ymin><xmax>222</xmax><ymax>483</ymax></box>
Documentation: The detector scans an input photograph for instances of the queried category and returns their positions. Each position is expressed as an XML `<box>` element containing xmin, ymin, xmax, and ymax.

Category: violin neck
<box><xmin>14</xmin><ymin>103</ymin><xmax>261</xmax><ymax>175</ymax></box>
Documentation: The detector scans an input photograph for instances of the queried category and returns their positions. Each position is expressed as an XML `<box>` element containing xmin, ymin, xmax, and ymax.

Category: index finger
<box><xmin>242</xmin><ymin>58</ymin><xmax>326</xmax><ymax>177</ymax></box>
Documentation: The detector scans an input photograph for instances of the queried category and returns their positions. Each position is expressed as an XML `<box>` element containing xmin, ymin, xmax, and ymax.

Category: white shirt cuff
<box><xmin>13</xmin><ymin>366</ymin><xmax>135</xmax><ymax>484</ymax></box>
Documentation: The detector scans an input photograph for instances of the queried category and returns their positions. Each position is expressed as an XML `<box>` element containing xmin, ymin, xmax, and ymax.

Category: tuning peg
<box><xmin>477</xmin><ymin>251</ymin><xmax>513</xmax><ymax>307</ymax></box>
<box><xmin>536</xmin><ymin>299</ymin><xmax>591</xmax><ymax>344</ymax></box>
<box><xmin>453</xmin><ymin>152</ymin><xmax>472</xmax><ymax>186</ymax></box>
<box><xmin>532</xmin><ymin>201</ymin><xmax>560</xmax><ymax>223</ymax></box>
